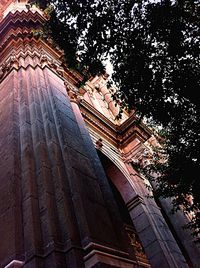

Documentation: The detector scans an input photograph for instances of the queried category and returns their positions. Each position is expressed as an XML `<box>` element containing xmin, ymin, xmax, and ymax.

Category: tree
<box><xmin>29</xmin><ymin>0</ymin><xmax>200</xmax><ymax>239</ymax></box>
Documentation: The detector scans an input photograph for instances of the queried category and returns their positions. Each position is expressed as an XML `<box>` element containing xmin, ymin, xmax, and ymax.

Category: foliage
<box><xmin>29</xmin><ymin>0</ymin><xmax>200</xmax><ymax>239</ymax></box>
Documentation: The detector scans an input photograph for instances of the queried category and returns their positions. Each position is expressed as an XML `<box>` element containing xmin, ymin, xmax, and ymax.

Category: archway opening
<box><xmin>97</xmin><ymin>150</ymin><xmax>150</xmax><ymax>267</ymax></box>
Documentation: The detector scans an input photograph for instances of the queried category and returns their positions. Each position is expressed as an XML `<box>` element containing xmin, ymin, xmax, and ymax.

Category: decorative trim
<box><xmin>83</xmin><ymin>242</ymin><xmax>138</xmax><ymax>267</ymax></box>
<box><xmin>4</xmin><ymin>260</ymin><xmax>24</xmax><ymax>268</ymax></box>
<box><xmin>126</xmin><ymin>195</ymin><xmax>145</xmax><ymax>212</ymax></box>
<box><xmin>84</xmin><ymin>249</ymin><xmax>138</xmax><ymax>268</ymax></box>
<box><xmin>83</xmin><ymin>242</ymin><xmax>129</xmax><ymax>258</ymax></box>
<box><xmin>81</xmin><ymin>99</ymin><xmax>151</xmax><ymax>148</ymax></box>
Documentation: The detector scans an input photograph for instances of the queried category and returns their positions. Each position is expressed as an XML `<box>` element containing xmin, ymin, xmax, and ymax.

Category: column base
<box><xmin>84</xmin><ymin>243</ymin><xmax>138</xmax><ymax>268</ymax></box>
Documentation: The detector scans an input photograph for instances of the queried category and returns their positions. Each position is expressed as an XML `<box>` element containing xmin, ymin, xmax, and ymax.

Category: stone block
<box><xmin>131</xmin><ymin>211</ymin><xmax>151</xmax><ymax>233</ymax></box>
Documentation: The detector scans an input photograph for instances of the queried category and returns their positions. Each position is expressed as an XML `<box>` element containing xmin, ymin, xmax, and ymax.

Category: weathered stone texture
<box><xmin>0</xmin><ymin>65</ymin><xmax>133</xmax><ymax>268</ymax></box>
<box><xmin>0</xmin><ymin>71</ymin><xmax>24</xmax><ymax>266</ymax></box>
<box><xmin>0</xmin><ymin>3</ymin><xmax>197</xmax><ymax>268</ymax></box>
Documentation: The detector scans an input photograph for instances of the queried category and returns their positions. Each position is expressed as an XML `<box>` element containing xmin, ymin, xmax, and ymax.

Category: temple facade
<box><xmin>0</xmin><ymin>1</ymin><xmax>200</xmax><ymax>268</ymax></box>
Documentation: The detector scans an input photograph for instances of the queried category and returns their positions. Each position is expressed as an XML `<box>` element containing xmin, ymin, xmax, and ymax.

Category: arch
<box><xmin>96</xmin><ymin>149</ymin><xmax>189</xmax><ymax>268</ymax></box>
<box><xmin>97</xmin><ymin>150</ymin><xmax>138</xmax><ymax>205</ymax></box>
<box><xmin>89</xmin><ymin>128</ymin><xmax>141</xmax><ymax>199</ymax></box>
<box><xmin>76</xmin><ymin>113</ymin><xmax>188</xmax><ymax>267</ymax></box>
<box><xmin>97</xmin><ymin>150</ymin><xmax>151</xmax><ymax>267</ymax></box>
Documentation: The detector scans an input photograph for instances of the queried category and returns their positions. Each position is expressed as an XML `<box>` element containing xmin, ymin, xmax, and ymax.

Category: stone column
<box><xmin>151</xmin><ymin>185</ymin><xmax>200</xmax><ymax>268</ymax></box>
<box><xmin>0</xmin><ymin>69</ymin><xmax>24</xmax><ymax>267</ymax></box>
<box><xmin>125</xmin><ymin>164</ymin><xmax>189</xmax><ymax>268</ymax></box>
<box><xmin>65</xmin><ymin>83</ymin><xmax>138</xmax><ymax>268</ymax></box>
<box><xmin>18</xmin><ymin>66</ymin><xmax>85</xmax><ymax>268</ymax></box>
<box><xmin>102</xmin><ymin>157</ymin><xmax>188</xmax><ymax>268</ymax></box>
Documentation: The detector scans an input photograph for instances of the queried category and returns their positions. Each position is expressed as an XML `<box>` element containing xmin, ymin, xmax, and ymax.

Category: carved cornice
<box><xmin>80</xmin><ymin>100</ymin><xmax>151</xmax><ymax>148</ymax></box>
<box><xmin>0</xmin><ymin>0</ymin><xmax>15</xmax><ymax>20</ymax></box>
<box><xmin>0</xmin><ymin>7</ymin><xmax>83</xmax><ymax>87</ymax></box>
<box><xmin>0</xmin><ymin>37</ymin><xmax>83</xmax><ymax>88</ymax></box>
<box><xmin>0</xmin><ymin>9</ymin><xmax>44</xmax><ymax>37</ymax></box>
<box><xmin>81</xmin><ymin>101</ymin><xmax>118</xmax><ymax>146</ymax></box>
<box><xmin>0</xmin><ymin>3</ymin><xmax>153</xmax><ymax>165</ymax></box>
<box><xmin>83</xmin><ymin>242</ymin><xmax>129</xmax><ymax>259</ymax></box>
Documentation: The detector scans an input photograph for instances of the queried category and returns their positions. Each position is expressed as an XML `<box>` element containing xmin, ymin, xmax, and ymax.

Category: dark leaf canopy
<box><xmin>31</xmin><ymin>0</ymin><xmax>200</xmax><ymax>239</ymax></box>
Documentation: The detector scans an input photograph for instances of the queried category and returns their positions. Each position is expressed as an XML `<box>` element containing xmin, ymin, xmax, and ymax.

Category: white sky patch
<box><xmin>105</xmin><ymin>58</ymin><xmax>113</xmax><ymax>76</ymax></box>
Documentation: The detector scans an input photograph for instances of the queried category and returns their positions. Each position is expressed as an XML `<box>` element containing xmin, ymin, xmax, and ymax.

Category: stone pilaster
<box><xmin>67</xmin><ymin>85</ymin><xmax>139</xmax><ymax>268</ymax></box>
<box><xmin>125</xmin><ymin>165</ymin><xmax>188</xmax><ymax>268</ymax></box>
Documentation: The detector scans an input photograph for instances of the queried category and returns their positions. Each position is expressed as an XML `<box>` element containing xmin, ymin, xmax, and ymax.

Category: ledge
<box><xmin>4</xmin><ymin>260</ymin><xmax>24</xmax><ymax>268</ymax></box>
